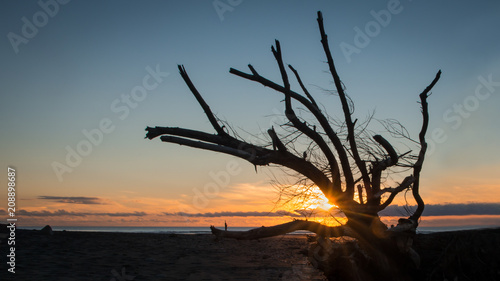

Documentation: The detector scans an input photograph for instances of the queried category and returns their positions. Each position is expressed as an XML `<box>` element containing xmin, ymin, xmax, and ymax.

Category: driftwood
<box><xmin>147</xmin><ymin>11</ymin><xmax>441</xmax><ymax>281</ymax></box>
<box><xmin>210</xmin><ymin>220</ymin><xmax>354</xmax><ymax>240</ymax></box>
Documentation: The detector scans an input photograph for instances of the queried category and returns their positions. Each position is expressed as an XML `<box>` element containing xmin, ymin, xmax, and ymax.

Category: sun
<box><xmin>303</xmin><ymin>187</ymin><xmax>338</xmax><ymax>211</ymax></box>
<box><xmin>278</xmin><ymin>185</ymin><xmax>340</xmax><ymax>220</ymax></box>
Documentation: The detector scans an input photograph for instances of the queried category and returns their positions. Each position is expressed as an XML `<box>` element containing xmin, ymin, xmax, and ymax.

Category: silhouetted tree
<box><xmin>146</xmin><ymin>11</ymin><xmax>440</xmax><ymax>280</ymax></box>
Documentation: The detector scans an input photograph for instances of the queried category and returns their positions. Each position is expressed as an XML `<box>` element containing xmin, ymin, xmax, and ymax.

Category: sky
<box><xmin>1</xmin><ymin>0</ymin><xmax>499</xmax><ymax>228</ymax></box>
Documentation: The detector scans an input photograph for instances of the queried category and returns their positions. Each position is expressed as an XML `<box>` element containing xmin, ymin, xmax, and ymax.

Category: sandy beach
<box><xmin>2</xmin><ymin>226</ymin><xmax>499</xmax><ymax>280</ymax></box>
<box><xmin>1</xmin><ymin>228</ymin><xmax>326</xmax><ymax>280</ymax></box>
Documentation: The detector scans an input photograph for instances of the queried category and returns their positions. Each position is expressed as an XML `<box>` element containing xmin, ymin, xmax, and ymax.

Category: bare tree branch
<box><xmin>230</xmin><ymin>66</ymin><xmax>355</xmax><ymax>202</ymax></box>
<box><xmin>271</xmin><ymin>40</ymin><xmax>342</xmax><ymax>196</ymax></box>
<box><xmin>268</xmin><ymin>127</ymin><xmax>287</xmax><ymax>152</ymax></box>
<box><xmin>146</xmin><ymin>127</ymin><xmax>225</xmax><ymax>144</ymax></box>
<box><xmin>369</xmin><ymin>135</ymin><xmax>399</xmax><ymax>204</ymax></box>
<box><xmin>372</xmin><ymin>135</ymin><xmax>398</xmax><ymax>167</ymax></box>
<box><xmin>178</xmin><ymin>65</ymin><xmax>228</xmax><ymax>136</ymax></box>
<box><xmin>288</xmin><ymin>64</ymin><xmax>319</xmax><ymax>109</ymax></box>
<box><xmin>317</xmin><ymin>11</ymin><xmax>370</xmax><ymax>200</ymax></box>
<box><xmin>160</xmin><ymin>135</ymin><xmax>255</xmax><ymax>160</ymax></box>
<box><xmin>410</xmin><ymin>70</ymin><xmax>442</xmax><ymax>222</ymax></box>
<box><xmin>378</xmin><ymin>175</ymin><xmax>415</xmax><ymax>211</ymax></box>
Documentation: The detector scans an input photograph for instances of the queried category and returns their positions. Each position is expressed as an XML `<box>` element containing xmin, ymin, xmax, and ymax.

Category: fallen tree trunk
<box><xmin>210</xmin><ymin>220</ymin><xmax>352</xmax><ymax>240</ymax></box>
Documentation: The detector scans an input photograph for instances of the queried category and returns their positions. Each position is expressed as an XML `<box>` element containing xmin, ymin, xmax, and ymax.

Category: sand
<box><xmin>0</xmin><ymin>229</ymin><xmax>326</xmax><ymax>280</ymax></box>
<box><xmin>2</xmin><ymin>226</ymin><xmax>499</xmax><ymax>280</ymax></box>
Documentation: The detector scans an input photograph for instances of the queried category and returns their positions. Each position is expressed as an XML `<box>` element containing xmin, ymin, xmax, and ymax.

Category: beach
<box><xmin>2</xmin><ymin>226</ymin><xmax>499</xmax><ymax>280</ymax></box>
<box><xmin>0</xmin><ymin>228</ymin><xmax>326</xmax><ymax>280</ymax></box>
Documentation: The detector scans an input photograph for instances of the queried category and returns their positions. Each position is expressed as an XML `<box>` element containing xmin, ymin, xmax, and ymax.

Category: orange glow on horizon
<box><xmin>9</xmin><ymin>181</ymin><xmax>500</xmax><ymax>229</ymax></box>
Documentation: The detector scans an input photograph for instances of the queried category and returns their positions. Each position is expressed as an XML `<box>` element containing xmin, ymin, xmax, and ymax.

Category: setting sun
<box><xmin>303</xmin><ymin>188</ymin><xmax>338</xmax><ymax>211</ymax></box>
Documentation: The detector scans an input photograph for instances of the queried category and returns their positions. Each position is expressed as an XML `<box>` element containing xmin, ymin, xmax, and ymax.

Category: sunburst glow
<box><xmin>304</xmin><ymin>188</ymin><xmax>338</xmax><ymax>211</ymax></box>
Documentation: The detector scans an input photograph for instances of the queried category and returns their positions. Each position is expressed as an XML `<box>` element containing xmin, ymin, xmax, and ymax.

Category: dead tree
<box><xmin>146</xmin><ymin>11</ymin><xmax>440</xmax><ymax>280</ymax></box>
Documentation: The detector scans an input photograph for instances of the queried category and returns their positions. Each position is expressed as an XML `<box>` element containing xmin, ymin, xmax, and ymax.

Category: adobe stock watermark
<box><xmin>213</xmin><ymin>0</ymin><xmax>243</xmax><ymax>22</ymax></box>
<box><xmin>426</xmin><ymin>74</ymin><xmax>499</xmax><ymax>156</ymax></box>
<box><xmin>191</xmin><ymin>160</ymin><xmax>242</xmax><ymax>209</ymax></box>
<box><xmin>51</xmin><ymin>65</ymin><xmax>169</xmax><ymax>182</ymax></box>
<box><xmin>171</xmin><ymin>159</ymin><xmax>243</xmax><ymax>223</ymax></box>
<box><xmin>7</xmin><ymin>0</ymin><xmax>71</xmax><ymax>54</ymax></box>
<box><xmin>340</xmin><ymin>0</ymin><xmax>408</xmax><ymax>63</ymax></box>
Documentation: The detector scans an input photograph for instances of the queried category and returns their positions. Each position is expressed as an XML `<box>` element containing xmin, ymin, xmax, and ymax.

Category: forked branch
<box><xmin>317</xmin><ymin>11</ymin><xmax>370</xmax><ymax>199</ymax></box>
<box><xmin>271</xmin><ymin>40</ymin><xmax>342</xmax><ymax>195</ymax></box>
<box><xmin>230</xmin><ymin>63</ymin><xmax>355</xmax><ymax>202</ymax></box>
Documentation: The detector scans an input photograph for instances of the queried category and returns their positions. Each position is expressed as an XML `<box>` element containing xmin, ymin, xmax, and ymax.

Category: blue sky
<box><xmin>1</xmin><ymin>0</ymin><xmax>499</xmax><ymax>227</ymax></box>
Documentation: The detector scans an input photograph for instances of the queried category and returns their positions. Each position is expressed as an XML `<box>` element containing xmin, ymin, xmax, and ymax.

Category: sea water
<box><xmin>17</xmin><ymin>226</ymin><xmax>312</xmax><ymax>235</ymax></box>
<box><xmin>17</xmin><ymin>225</ymin><xmax>495</xmax><ymax>234</ymax></box>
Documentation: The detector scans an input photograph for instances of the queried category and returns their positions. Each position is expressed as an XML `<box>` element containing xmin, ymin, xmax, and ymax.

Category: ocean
<box><xmin>17</xmin><ymin>226</ymin><xmax>276</xmax><ymax>234</ymax></box>
<box><xmin>17</xmin><ymin>225</ymin><xmax>496</xmax><ymax>234</ymax></box>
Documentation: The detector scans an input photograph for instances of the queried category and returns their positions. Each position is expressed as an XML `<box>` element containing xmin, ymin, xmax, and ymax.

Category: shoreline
<box><xmin>1</xmin><ymin>227</ymin><xmax>499</xmax><ymax>280</ymax></box>
<box><xmin>0</xmin><ymin>228</ymin><xmax>326</xmax><ymax>280</ymax></box>
<box><xmin>15</xmin><ymin>224</ymin><xmax>498</xmax><ymax>234</ymax></box>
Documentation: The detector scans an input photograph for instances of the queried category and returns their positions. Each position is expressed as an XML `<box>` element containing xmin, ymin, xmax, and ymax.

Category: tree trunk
<box><xmin>211</xmin><ymin>217</ymin><xmax>421</xmax><ymax>281</ymax></box>
<box><xmin>211</xmin><ymin>220</ymin><xmax>351</xmax><ymax>240</ymax></box>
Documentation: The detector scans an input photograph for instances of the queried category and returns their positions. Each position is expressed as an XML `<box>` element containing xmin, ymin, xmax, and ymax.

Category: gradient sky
<box><xmin>1</xmin><ymin>0</ymin><xmax>499</xmax><ymax>228</ymax></box>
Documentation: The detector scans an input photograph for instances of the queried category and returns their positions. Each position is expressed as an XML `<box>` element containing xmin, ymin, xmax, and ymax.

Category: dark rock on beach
<box><xmin>39</xmin><ymin>225</ymin><xmax>53</xmax><ymax>236</ymax></box>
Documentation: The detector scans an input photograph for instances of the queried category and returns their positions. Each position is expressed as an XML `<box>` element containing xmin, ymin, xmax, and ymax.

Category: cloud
<box><xmin>10</xmin><ymin>203</ymin><xmax>499</xmax><ymax>220</ymax></box>
<box><xmin>169</xmin><ymin>219</ymin><xmax>200</xmax><ymax>223</ymax></box>
<box><xmin>379</xmin><ymin>203</ymin><xmax>500</xmax><ymax>216</ymax></box>
<box><xmin>104</xmin><ymin>212</ymin><xmax>147</xmax><ymax>217</ymax></box>
<box><xmin>294</xmin><ymin>208</ymin><xmax>339</xmax><ymax>217</ymax></box>
<box><xmin>38</xmin><ymin>196</ymin><xmax>103</xmax><ymax>204</ymax></box>
<box><xmin>17</xmin><ymin>209</ymin><xmax>147</xmax><ymax>217</ymax></box>
<box><xmin>164</xmin><ymin>210</ymin><xmax>302</xmax><ymax>218</ymax></box>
